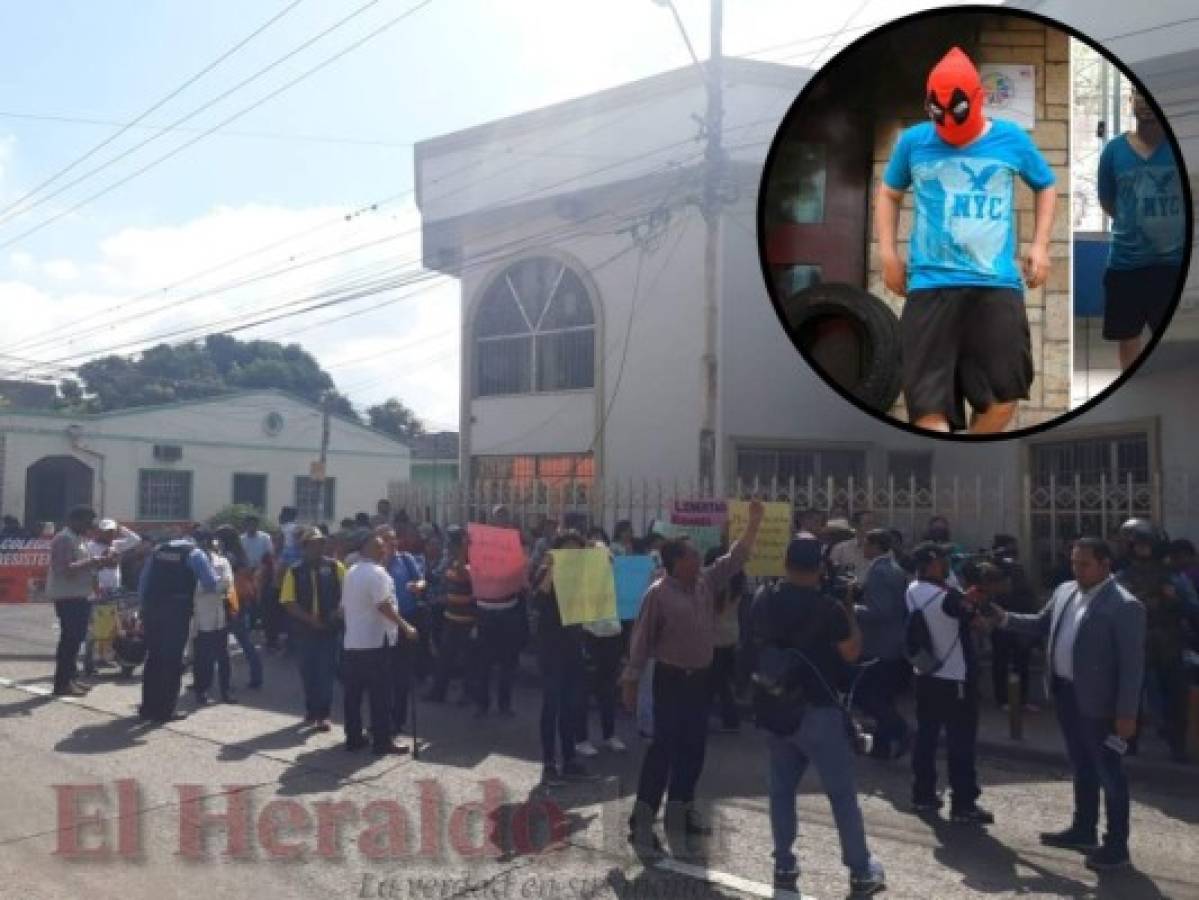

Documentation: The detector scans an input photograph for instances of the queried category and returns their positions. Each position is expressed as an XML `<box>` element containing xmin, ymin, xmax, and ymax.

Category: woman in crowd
<box><xmin>216</xmin><ymin>525</ymin><xmax>264</xmax><ymax>690</ymax></box>
<box><xmin>191</xmin><ymin>531</ymin><xmax>236</xmax><ymax>705</ymax></box>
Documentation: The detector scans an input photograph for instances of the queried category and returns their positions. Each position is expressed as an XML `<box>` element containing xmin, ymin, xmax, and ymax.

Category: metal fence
<box><xmin>391</xmin><ymin>470</ymin><xmax>1199</xmax><ymax>584</ymax></box>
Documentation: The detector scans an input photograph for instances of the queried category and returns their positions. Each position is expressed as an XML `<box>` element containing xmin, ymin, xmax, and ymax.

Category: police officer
<box><xmin>138</xmin><ymin>531</ymin><xmax>220</xmax><ymax>723</ymax></box>
<box><xmin>1119</xmin><ymin>518</ymin><xmax>1189</xmax><ymax>761</ymax></box>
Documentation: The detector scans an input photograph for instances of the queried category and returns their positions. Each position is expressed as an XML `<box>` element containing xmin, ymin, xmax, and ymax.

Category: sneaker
<box><xmin>315</xmin><ymin>720</ymin><xmax>332</xmax><ymax>733</ymax></box>
<box><xmin>912</xmin><ymin>797</ymin><xmax>943</xmax><ymax>814</ymax></box>
<box><xmin>951</xmin><ymin>804</ymin><xmax>995</xmax><ymax>825</ymax></box>
<box><xmin>683</xmin><ymin>808</ymin><xmax>713</xmax><ymax>836</ymax></box>
<box><xmin>1039</xmin><ymin>827</ymin><xmax>1098</xmax><ymax>851</ymax></box>
<box><xmin>604</xmin><ymin>736</ymin><xmax>627</xmax><ymax>752</ymax></box>
<box><xmin>773</xmin><ymin>868</ymin><xmax>800</xmax><ymax>895</ymax></box>
<box><xmin>541</xmin><ymin>764</ymin><xmax>565</xmax><ymax>786</ymax></box>
<box><xmin>627</xmin><ymin>826</ymin><xmax>663</xmax><ymax>859</ymax></box>
<box><xmin>1085</xmin><ymin>845</ymin><xmax>1131</xmax><ymax>871</ymax></box>
<box><xmin>849</xmin><ymin>859</ymin><xmax>886</xmax><ymax>896</ymax></box>
<box><xmin>52</xmin><ymin>684</ymin><xmax>88</xmax><ymax>697</ymax></box>
<box><xmin>371</xmin><ymin>743</ymin><xmax>410</xmax><ymax>757</ymax></box>
<box><xmin>575</xmin><ymin>740</ymin><xmax>599</xmax><ymax>757</ymax></box>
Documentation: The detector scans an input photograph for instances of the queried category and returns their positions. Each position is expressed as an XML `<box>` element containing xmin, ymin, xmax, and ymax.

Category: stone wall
<box><xmin>866</xmin><ymin>15</ymin><xmax>1071</xmax><ymax>429</ymax></box>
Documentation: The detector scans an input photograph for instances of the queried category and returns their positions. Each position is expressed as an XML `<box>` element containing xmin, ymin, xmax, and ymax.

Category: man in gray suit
<box><xmin>994</xmin><ymin>536</ymin><xmax>1146</xmax><ymax>871</ymax></box>
<box><xmin>854</xmin><ymin>529</ymin><xmax>913</xmax><ymax>759</ymax></box>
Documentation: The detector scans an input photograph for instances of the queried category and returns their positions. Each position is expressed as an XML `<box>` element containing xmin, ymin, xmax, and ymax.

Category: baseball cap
<box><xmin>785</xmin><ymin>533</ymin><xmax>824</xmax><ymax>570</ymax></box>
<box><xmin>97</xmin><ymin>518</ymin><xmax>118</xmax><ymax>532</ymax></box>
<box><xmin>299</xmin><ymin>526</ymin><xmax>325</xmax><ymax>544</ymax></box>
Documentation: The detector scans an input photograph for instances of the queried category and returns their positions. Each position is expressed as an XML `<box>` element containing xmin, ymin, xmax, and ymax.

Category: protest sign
<box><xmin>466</xmin><ymin>524</ymin><xmax>528</xmax><ymax>601</ymax></box>
<box><xmin>614</xmin><ymin>554</ymin><xmax>656</xmax><ymax>620</ymax></box>
<box><xmin>669</xmin><ymin>499</ymin><xmax>728</xmax><ymax>528</ymax></box>
<box><xmin>550</xmin><ymin>548</ymin><xmax>617</xmax><ymax>626</ymax></box>
<box><xmin>0</xmin><ymin>538</ymin><xmax>51</xmax><ymax>603</ymax></box>
<box><xmin>728</xmin><ymin>501</ymin><xmax>791</xmax><ymax>577</ymax></box>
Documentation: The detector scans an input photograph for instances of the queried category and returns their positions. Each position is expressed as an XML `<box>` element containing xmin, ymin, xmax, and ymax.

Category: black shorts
<box><xmin>900</xmin><ymin>287</ymin><xmax>1033</xmax><ymax>429</ymax></box>
<box><xmin>1102</xmin><ymin>265</ymin><xmax>1180</xmax><ymax>340</ymax></box>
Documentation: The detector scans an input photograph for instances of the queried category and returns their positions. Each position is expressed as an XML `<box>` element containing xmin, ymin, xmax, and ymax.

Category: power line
<box><xmin>0</xmin><ymin>0</ymin><xmax>308</xmax><ymax>226</ymax></box>
<box><xmin>0</xmin><ymin>0</ymin><xmax>440</xmax><ymax>253</ymax></box>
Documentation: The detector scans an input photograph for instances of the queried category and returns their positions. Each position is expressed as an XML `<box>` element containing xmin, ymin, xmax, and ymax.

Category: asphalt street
<box><xmin>1</xmin><ymin>603</ymin><xmax>1196</xmax><ymax>900</ymax></box>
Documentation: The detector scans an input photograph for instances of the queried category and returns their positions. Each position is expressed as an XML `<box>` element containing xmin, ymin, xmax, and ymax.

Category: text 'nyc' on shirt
<box><xmin>883</xmin><ymin>119</ymin><xmax>1055</xmax><ymax>292</ymax></box>
<box><xmin>1099</xmin><ymin>135</ymin><xmax>1185</xmax><ymax>270</ymax></box>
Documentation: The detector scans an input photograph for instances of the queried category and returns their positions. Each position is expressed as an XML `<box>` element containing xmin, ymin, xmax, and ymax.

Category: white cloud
<box><xmin>0</xmin><ymin>202</ymin><xmax>463</xmax><ymax>427</ymax></box>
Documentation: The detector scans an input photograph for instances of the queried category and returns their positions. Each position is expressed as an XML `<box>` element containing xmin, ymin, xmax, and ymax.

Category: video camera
<box><xmin>822</xmin><ymin>561</ymin><xmax>858</xmax><ymax>604</ymax></box>
<box><xmin>959</xmin><ymin>548</ymin><xmax>1017</xmax><ymax>618</ymax></box>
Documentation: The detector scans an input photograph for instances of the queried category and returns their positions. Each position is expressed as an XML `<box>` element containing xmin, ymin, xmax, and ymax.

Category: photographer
<box><xmin>853</xmin><ymin>528</ymin><xmax>912</xmax><ymax>760</ymax></box>
<box><xmin>906</xmin><ymin>542</ymin><xmax>993</xmax><ymax>824</ymax></box>
<box><xmin>751</xmin><ymin>535</ymin><xmax>886</xmax><ymax>898</ymax></box>
<box><xmin>987</xmin><ymin>536</ymin><xmax>1039</xmax><ymax>711</ymax></box>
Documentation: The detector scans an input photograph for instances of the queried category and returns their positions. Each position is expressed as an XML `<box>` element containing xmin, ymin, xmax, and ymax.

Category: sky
<box><xmin>0</xmin><ymin>0</ymin><xmax>994</xmax><ymax>431</ymax></box>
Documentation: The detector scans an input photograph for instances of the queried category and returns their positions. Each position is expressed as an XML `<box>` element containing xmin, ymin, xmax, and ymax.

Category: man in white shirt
<box><xmin>829</xmin><ymin>511</ymin><xmax>876</xmax><ymax>583</ymax></box>
<box><xmin>905</xmin><ymin>542</ymin><xmax>992</xmax><ymax>824</ymax></box>
<box><xmin>341</xmin><ymin>532</ymin><xmax>418</xmax><ymax>755</ymax></box>
<box><xmin>239</xmin><ymin>515</ymin><xmax>274</xmax><ymax>570</ymax></box>
<box><xmin>83</xmin><ymin>519</ymin><xmax>141</xmax><ymax>674</ymax></box>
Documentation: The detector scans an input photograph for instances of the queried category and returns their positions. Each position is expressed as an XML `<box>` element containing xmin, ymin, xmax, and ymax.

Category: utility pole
<box><xmin>699</xmin><ymin>0</ymin><xmax>723</xmax><ymax>497</ymax></box>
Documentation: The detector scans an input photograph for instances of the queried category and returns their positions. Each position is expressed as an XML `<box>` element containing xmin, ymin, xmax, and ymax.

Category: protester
<box><xmin>612</xmin><ymin>520</ymin><xmax>635</xmax><ymax>556</ymax></box>
<box><xmin>906</xmin><ymin>542</ymin><xmax>993</xmax><ymax>823</ymax></box>
<box><xmin>988</xmin><ymin>535</ymin><xmax>1039</xmax><ymax>711</ymax></box>
<box><xmin>1118</xmin><ymin>520</ymin><xmax>1189</xmax><ymax>762</ymax></box>
<box><xmin>378</xmin><ymin>524</ymin><xmax>426</xmax><ymax>736</ymax></box>
<box><xmin>829</xmin><ymin>511</ymin><xmax>876</xmax><ymax>582</ymax></box>
<box><xmin>138</xmin><ymin>534</ymin><xmax>218</xmax><ymax>722</ymax></box>
<box><xmin>995</xmin><ymin>537</ymin><xmax>1146</xmax><ymax>870</ymax></box>
<box><xmin>0</xmin><ymin>514</ymin><xmax>25</xmax><ymax>539</ymax></box>
<box><xmin>83</xmin><ymin>518</ymin><xmax>141</xmax><ymax>675</ymax></box>
<box><xmin>340</xmin><ymin>533</ymin><xmax>418</xmax><ymax>755</ymax></box>
<box><xmin>531</xmin><ymin>532</ymin><xmax>591</xmax><ymax>784</ymax></box>
<box><xmin>622</xmin><ymin>499</ymin><xmax>764</xmax><ymax>853</ymax></box>
<box><xmin>705</xmin><ymin>545</ymin><xmax>745</xmax><ymax>734</ymax></box>
<box><xmin>371</xmin><ymin>498</ymin><xmax>393</xmax><ymax>528</ymax></box>
<box><xmin>1098</xmin><ymin>86</ymin><xmax>1186</xmax><ymax>370</ymax></box>
<box><xmin>190</xmin><ymin>532</ymin><xmax>236</xmax><ymax>705</ymax></box>
<box><xmin>279</xmin><ymin>527</ymin><xmax>345</xmax><ymax>732</ymax></box>
<box><xmin>473</xmin><ymin>505</ymin><xmax>525</xmax><ymax>718</ymax></box>
<box><xmin>424</xmin><ymin>526</ymin><xmax>476</xmax><ymax>705</ymax></box>
<box><xmin>750</xmin><ymin>533</ymin><xmax>886</xmax><ymax>897</ymax></box>
<box><xmin>877</xmin><ymin>45</ymin><xmax>1056</xmax><ymax>433</ymax></box>
<box><xmin>45</xmin><ymin>506</ymin><xmax>108</xmax><ymax>696</ymax></box>
<box><xmin>853</xmin><ymin>528</ymin><xmax>912</xmax><ymax>760</ymax></box>
<box><xmin>215</xmin><ymin>526</ymin><xmax>263</xmax><ymax>690</ymax></box>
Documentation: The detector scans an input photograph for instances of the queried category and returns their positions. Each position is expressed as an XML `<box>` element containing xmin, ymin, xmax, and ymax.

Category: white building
<box><xmin>413</xmin><ymin>36</ymin><xmax>1197</xmax><ymax>578</ymax></box>
<box><xmin>0</xmin><ymin>390</ymin><xmax>410</xmax><ymax>531</ymax></box>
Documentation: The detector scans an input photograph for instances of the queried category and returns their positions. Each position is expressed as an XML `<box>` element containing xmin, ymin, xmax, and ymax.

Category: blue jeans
<box><xmin>1053</xmin><ymin>678</ymin><xmax>1130</xmax><ymax>852</ymax></box>
<box><xmin>228</xmin><ymin>607</ymin><xmax>262</xmax><ymax>686</ymax></box>
<box><xmin>296</xmin><ymin>628</ymin><xmax>338</xmax><ymax>719</ymax></box>
<box><xmin>767</xmin><ymin>706</ymin><xmax>873</xmax><ymax>877</ymax></box>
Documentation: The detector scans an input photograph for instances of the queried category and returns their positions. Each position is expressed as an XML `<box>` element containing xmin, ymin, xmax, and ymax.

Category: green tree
<box><xmin>366</xmin><ymin>397</ymin><xmax>425</xmax><ymax>442</ymax></box>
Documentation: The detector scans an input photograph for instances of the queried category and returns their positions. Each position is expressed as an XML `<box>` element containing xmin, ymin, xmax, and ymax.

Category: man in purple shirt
<box><xmin>622</xmin><ymin>499</ymin><xmax>764</xmax><ymax>852</ymax></box>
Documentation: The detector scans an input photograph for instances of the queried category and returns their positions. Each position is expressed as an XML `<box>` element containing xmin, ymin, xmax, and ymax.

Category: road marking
<box><xmin>655</xmin><ymin>857</ymin><xmax>815</xmax><ymax>899</ymax></box>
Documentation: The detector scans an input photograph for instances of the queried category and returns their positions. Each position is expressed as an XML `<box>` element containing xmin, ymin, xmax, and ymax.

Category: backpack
<box><xmin>904</xmin><ymin>587</ymin><xmax>959</xmax><ymax>676</ymax></box>
<box><xmin>749</xmin><ymin>583</ymin><xmax>821</xmax><ymax>737</ymax></box>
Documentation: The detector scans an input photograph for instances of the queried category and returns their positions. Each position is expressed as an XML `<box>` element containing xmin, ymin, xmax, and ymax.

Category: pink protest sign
<box><xmin>466</xmin><ymin>524</ymin><xmax>528</xmax><ymax>600</ymax></box>
<box><xmin>670</xmin><ymin>499</ymin><xmax>728</xmax><ymax>528</ymax></box>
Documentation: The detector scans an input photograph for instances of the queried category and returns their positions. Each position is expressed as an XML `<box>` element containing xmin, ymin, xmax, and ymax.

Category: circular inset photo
<box><xmin>757</xmin><ymin>5</ymin><xmax>1192</xmax><ymax>439</ymax></box>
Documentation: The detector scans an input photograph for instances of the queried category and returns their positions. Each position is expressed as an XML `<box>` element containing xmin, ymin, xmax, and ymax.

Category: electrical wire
<box><xmin>0</xmin><ymin>0</ymin><xmax>308</xmax><ymax>226</ymax></box>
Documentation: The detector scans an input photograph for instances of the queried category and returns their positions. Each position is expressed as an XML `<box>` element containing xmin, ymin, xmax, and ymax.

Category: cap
<box><xmin>911</xmin><ymin>540</ymin><xmax>949</xmax><ymax>568</ymax></box>
<box><xmin>785</xmin><ymin>533</ymin><xmax>824</xmax><ymax>570</ymax></box>
<box><xmin>825</xmin><ymin>517</ymin><xmax>853</xmax><ymax>533</ymax></box>
<box><xmin>345</xmin><ymin>528</ymin><xmax>373</xmax><ymax>553</ymax></box>
<box><xmin>299</xmin><ymin>526</ymin><xmax>325</xmax><ymax>544</ymax></box>
<box><xmin>97</xmin><ymin>518</ymin><xmax>118</xmax><ymax>532</ymax></box>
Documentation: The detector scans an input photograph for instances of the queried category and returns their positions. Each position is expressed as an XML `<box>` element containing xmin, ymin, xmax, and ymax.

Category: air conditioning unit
<box><xmin>153</xmin><ymin>444</ymin><xmax>183</xmax><ymax>462</ymax></box>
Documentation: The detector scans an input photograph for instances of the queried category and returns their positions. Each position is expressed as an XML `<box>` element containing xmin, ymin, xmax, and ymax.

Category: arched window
<box><xmin>474</xmin><ymin>256</ymin><xmax>595</xmax><ymax>397</ymax></box>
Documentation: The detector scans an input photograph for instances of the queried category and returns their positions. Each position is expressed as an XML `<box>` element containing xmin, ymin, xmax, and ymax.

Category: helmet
<box><xmin>1119</xmin><ymin>518</ymin><xmax>1158</xmax><ymax>544</ymax></box>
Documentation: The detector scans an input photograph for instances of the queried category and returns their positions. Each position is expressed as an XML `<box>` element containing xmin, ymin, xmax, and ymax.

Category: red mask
<box><xmin>926</xmin><ymin>47</ymin><xmax>985</xmax><ymax>146</ymax></box>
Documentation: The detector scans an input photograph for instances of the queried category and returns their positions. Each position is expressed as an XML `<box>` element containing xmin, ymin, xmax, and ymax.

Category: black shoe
<box><xmin>912</xmin><ymin>797</ymin><xmax>943</xmax><ymax>814</ymax></box>
<box><xmin>951</xmin><ymin>804</ymin><xmax>994</xmax><ymax>825</ymax></box>
<box><xmin>561</xmin><ymin>760</ymin><xmax>596</xmax><ymax>781</ymax></box>
<box><xmin>193</xmin><ymin>692</ymin><xmax>209</xmax><ymax>706</ymax></box>
<box><xmin>146</xmin><ymin>712</ymin><xmax>188</xmax><ymax>724</ymax></box>
<box><xmin>372</xmin><ymin>743</ymin><xmax>410</xmax><ymax>756</ymax></box>
<box><xmin>773</xmin><ymin>868</ymin><xmax>800</xmax><ymax>894</ymax></box>
<box><xmin>345</xmin><ymin>737</ymin><xmax>368</xmax><ymax>751</ymax></box>
<box><xmin>70</xmin><ymin>680</ymin><xmax>93</xmax><ymax>692</ymax></box>
<box><xmin>1040</xmin><ymin>827</ymin><xmax>1099</xmax><ymax>851</ymax></box>
<box><xmin>683</xmin><ymin>809</ymin><xmax>713</xmax><ymax>836</ymax></box>
<box><xmin>627</xmin><ymin>826</ymin><xmax>663</xmax><ymax>859</ymax></box>
<box><xmin>52</xmin><ymin>684</ymin><xmax>88</xmax><ymax>697</ymax></box>
<box><xmin>1085</xmin><ymin>845</ymin><xmax>1131</xmax><ymax>871</ymax></box>
<box><xmin>849</xmin><ymin>861</ymin><xmax>887</xmax><ymax>896</ymax></box>
<box><xmin>541</xmin><ymin>764</ymin><xmax>565</xmax><ymax>786</ymax></box>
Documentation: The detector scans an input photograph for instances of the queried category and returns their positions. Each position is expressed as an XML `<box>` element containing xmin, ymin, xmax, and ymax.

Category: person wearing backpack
<box><xmin>906</xmin><ymin>541</ymin><xmax>993</xmax><ymax>824</ymax></box>
<box><xmin>750</xmin><ymin>534</ymin><xmax>886</xmax><ymax>898</ymax></box>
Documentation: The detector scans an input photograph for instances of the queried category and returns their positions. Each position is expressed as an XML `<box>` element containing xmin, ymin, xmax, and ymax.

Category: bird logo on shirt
<box><xmin>961</xmin><ymin>162</ymin><xmax>1001</xmax><ymax>192</ymax></box>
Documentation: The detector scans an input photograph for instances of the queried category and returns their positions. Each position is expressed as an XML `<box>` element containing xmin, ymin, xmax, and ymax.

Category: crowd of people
<box><xmin>27</xmin><ymin>497</ymin><xmax>1199</xmax><ymax>897</ymax></box>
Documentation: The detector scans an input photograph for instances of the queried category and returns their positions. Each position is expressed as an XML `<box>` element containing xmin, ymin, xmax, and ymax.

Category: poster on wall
<box><xmin>980</xmin><ymin>63</ymin><xmax>1036</xmax><ymax>130</ymax></box>
<box><xmin>0</xmin><ymin>539</ymin><xmax>51</xmax><ymax>603</ymax></box>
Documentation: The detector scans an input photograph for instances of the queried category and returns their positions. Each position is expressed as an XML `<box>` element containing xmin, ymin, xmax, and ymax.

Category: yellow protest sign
<box><xmin>728</xmin><ymin>500</ymin><xmax>792</xmax><ymax>577</ymax></box>
<box><xmin>550</xmin><ymin>548</ymin><xmax>617</xmax><ymax>626</ymax></box>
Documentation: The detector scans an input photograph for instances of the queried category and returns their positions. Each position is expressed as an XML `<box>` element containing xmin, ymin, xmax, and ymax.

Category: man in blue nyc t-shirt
<box><xmin>876</xmin><ymin>47</ymin><xmax>1058</xmax><ymax>434</ymax></box>
<box><xmin>1098</xmin><ymin>87</ymin><xmax>1186</xmax><ymax>371</ymax></box>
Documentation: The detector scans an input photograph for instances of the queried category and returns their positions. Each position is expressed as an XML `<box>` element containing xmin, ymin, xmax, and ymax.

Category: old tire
<box><xmin>781</xmin><ymin>282</ymin><xmax>902</xmax><ymax>413</ymax></box>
